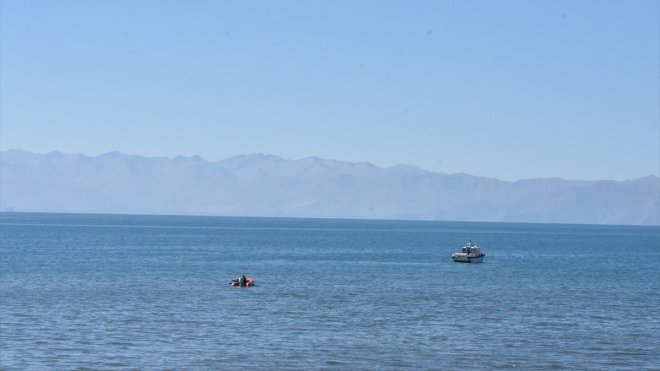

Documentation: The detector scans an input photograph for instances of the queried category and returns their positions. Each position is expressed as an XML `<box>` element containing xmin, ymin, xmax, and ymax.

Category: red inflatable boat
<box><xmin>229</xmin><ymin>276</ymin><xmax>254</xmax><ymax>287</ymax></box>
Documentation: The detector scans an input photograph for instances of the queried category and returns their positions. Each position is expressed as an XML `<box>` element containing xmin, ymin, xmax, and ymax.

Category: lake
<box><xmin>1</xmin><ymin>212</ymin><xmax>658</xmax><ymax>369</ymax></box>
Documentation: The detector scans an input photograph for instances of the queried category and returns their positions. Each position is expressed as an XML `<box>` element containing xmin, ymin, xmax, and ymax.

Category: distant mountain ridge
<box><xmin>1</xmin><ymin>150</ymin><xmax>659</xmax><ymax>225</ymax></box>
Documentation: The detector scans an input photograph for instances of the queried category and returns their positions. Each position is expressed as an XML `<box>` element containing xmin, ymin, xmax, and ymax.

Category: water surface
<box><xmin>1</xmin><ymin>212</ymin><xmax>659</xmax><ymax>369</ymax></box>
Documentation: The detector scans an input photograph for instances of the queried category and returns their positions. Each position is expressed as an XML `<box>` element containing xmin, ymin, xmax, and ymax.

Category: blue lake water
<box><xmin>1</xmin><ymin>212</ymin><xmax>659</xmax><ymax>370</ymax></box>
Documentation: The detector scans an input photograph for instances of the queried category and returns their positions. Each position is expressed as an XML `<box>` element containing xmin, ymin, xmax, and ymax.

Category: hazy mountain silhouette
<box><xmin>1</xmin><ymin>150</ymin><xmax>658</xmax><ymax>225</ymax></box>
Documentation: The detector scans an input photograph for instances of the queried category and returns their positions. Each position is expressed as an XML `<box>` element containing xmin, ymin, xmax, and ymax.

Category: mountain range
<box><xmin>1</xmin><ymin>150</ymin><xmax>658</xmax><ymax>225</ymax></box>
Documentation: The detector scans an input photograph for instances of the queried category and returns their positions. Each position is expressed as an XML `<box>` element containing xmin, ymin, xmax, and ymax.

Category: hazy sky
<box><xmin>1</xmin><ymin>0</ymin><xmax>658</xmax><ymax>181</ymax></box>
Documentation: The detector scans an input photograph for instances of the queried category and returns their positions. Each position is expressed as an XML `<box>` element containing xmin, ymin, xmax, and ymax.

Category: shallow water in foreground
<box><xmin>1</xmin><ymin>212</ymin><xmax>659</xmax><ymax>369</ymax></box>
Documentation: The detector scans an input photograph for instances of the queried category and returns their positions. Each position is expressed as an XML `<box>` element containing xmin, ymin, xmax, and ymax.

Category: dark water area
<box><xmin>1</xmin><ymin>212</ymin><xmax>659</xmax><ymax>369</ymax></box>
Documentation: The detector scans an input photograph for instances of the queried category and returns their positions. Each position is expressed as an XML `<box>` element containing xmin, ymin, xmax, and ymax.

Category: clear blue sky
<box><xmin>1</xmin><ymin>0</ymin><xmax>658</xmax><ymax>181</ymax></box>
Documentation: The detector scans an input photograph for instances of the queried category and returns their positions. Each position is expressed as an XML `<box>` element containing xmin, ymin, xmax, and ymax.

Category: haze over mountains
<box><xmin>1</xmin><ymin>150</ymin><xmax>658</xmax><ymax>225</ymax></box>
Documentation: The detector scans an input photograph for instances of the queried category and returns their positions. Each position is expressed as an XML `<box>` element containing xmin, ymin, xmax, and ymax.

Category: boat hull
<box><xmin>451</xmin><ymin>253</ymin><xmax>485</xmax><ymax>263</ymax></box>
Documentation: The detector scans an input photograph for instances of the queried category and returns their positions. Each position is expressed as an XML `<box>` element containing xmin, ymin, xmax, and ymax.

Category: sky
<box><xmin>1</xmin><ymin>0</ymin><xmax>658</xmax><ymax>181</ymax></box>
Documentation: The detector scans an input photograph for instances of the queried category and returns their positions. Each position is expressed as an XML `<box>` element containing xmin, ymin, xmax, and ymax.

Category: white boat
<box><xmin>451</xmin><ymin>240</ymin><xmax>485</xmax><ymax>263</ymax></box>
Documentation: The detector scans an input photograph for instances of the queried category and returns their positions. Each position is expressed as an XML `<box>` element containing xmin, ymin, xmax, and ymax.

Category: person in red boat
<box><xmin>230</xmin><ymin>275</ymin><xmax>254</xmax><ymax>287</ymax></box>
